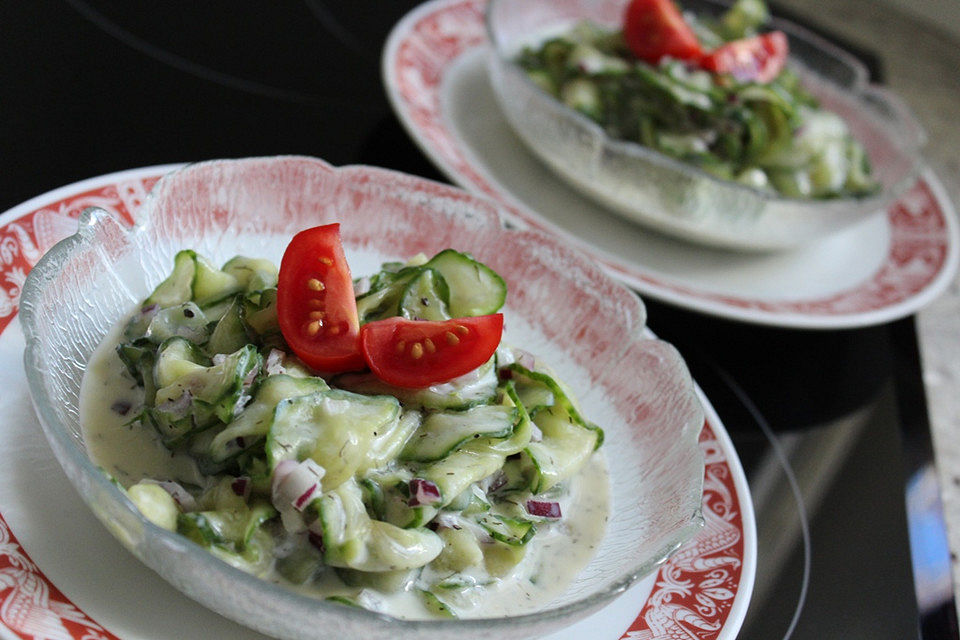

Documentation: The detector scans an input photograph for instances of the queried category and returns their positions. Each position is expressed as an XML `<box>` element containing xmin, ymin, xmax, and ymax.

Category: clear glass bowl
<box><xmin>20</xmin><ymin>157</ymin><xmax>705</xmax><ymax>640</ymax></box>
<box><xmin>486</xmin><ymin>0</ymin><xmax>925</xmax><ymax>251</ymax></box>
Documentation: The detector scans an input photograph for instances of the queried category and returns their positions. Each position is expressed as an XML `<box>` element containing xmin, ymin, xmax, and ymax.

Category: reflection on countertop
<box><xmin>776</xmin><ymin>0</ymin><xmax>960</xmax><ymax>621</ymax></box>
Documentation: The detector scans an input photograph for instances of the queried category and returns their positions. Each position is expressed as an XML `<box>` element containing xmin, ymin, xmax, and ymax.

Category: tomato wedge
<box><xmin>623</xmin><ymin>0</ymin><xmax>703</xmax><ymax>64</ymax></box>
<box><xmin>700</xmin><ymin>31</ymin><xmax>788</xmax><ymax>83</ymax></box>
<box><xmin>359</xmin><ymin>315</ymin><xmax>504</xmax><ymax>388</ymax></box>
<box><xmin>277</xmin><ymin>224</ymin><xmax>365</xmax><ymax>373</ymax></box>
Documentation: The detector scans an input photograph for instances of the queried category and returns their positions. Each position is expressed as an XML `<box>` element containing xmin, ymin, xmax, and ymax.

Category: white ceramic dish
<box><xmin>13</xmin><ymin>158</ymin><xmax>755</xmax><ymax>640</ymax></box>
<box><xmin>383</xmin><ymin>0</ymin><xmax>959</xmax><ymax>329</ymax></box>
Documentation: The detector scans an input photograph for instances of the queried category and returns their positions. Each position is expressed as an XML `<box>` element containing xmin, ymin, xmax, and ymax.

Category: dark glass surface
<box><xmin>1</xmin><ymin>1</ymin><xmax>955</xmax><ymax>638</ymax></box>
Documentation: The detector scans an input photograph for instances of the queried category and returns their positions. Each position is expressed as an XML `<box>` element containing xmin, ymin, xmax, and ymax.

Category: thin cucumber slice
<box><xmin>355</xmin><ymin>266</ymin><xmax>420</xmax><ymax>324</ymax></box>
<box><xmin>524</xmin><ymin>404</ymin><xmax>599</xmax><ymax>494</ymax></box>
<box><xmin>478</xmin><ymin>380</ymin><xmax>533</xmax><ymax>457</ymax></box>
<box><xmin>445</xmin><ymin>484</ymin><xmax>491</xmax><ymax>515</ymax></box>
<box><xmin>398</xmin><ymin>267</ymin><xmax>451</xmax><ymax>321</ymax></box>
<box><xmin>208</xmin><ymin>374</ymin><xmax>329</xmax><ymax>463</ymax></box>
<box><xmin>275</xmin><ymin>543</ymin><xmax>323</xmax><ymax>584</ymax></box>
<box><xmin>400</xmin><ymin>405</ymin><xmax>516</xmax><ymax>463</ymax></box>
<box><xmin>362</xmin><ymin>409</ymin><xmax>422</xmax><ymax>472</ymax></box>
<box><xmin>145</xmin><ymin>302</ymin><xmax>210</xmax><ymax>345</ymax></box>
<box><xmin>361</xmin><ymin>471</ymin><xmax>435</xmax><ymax>529</ymax></box>
<box><xmin>333</xmin><ymin>357</ymin><xmax>497</xmax><ymax>411</ymax></box>
<box><xmin>127</xmin><ymin>482</ymin><xmax>179</xmax><ymax>530</ymax></box>
<box><xmin>431</xmin><ymin>527</ymin><xmax>484</xmax><ymax>573</ymax></box>
<box><xmin>243</xmin><ymin>288</ymin><xmax>279</xmax><ymax>336</ymax></box>
<box><xmin>151</xmin><ymin>344</ymin><xmax>262</xmax><ymax>447</ymax></box>
<box><xmin>307</xmin><ymin>479</ymin><xmax>443</xmax><ymax>572</ymax></box>
<box><xmin>266</xmin><ymin>390</ymin><xmax>400</xmax><ymax>490</ymax></box>
<box><xmin>154</xmin><ymin>336</ymin><xmax>209</xmax><ymax>388</ymax></box>
<box><xmin>145</xmin><ymin>250</ymin><xmax>196</xmax><ymax>308</ymax></box>
<box><xmin>504</xmin><ymin>364</ymin><xmax>603</xmax><ymax>447</ymax></box>
<box><xmin>418</xmin><ymin>590</ymin><xmax>458</xmax><ymax>619</ymax></box>
<box><xmin>418</xmin><ymin>448</ymin><xmax>505</xmax><ymax>507</ymax></box>
<box><xmin>425</xmin><ymin>249</ymin><xmax>507</xmax><ymax>317</ymax></box>
<box><xmin>145</xmin><ymin>250</ymin><xmax>243</xmax><ymax>310</ymax></box>
<box><xmin>177</xmin><ymin>500</ymin><xmax>276</xmax><ymax>549</ymax></box>
<box><xmin>207</xmin><ymin>296</ymin><xmax>251</xmax><ymax>355</ymax></box>
<box><xmin>192</xmin><ymin>253</ymin><xmax>242</xmax><ymax>308</ymax></box>
<box><xmin>221</xmin><ymin>255</ymin><xmax>278</xmax><ymax>295</ymax></box>
<box><xmin>338</xmin><ymin>567</ymin><xmax>418</xmax><ymax>593</ymax></box>
<box><xmin>477</xmin><ymin>513</ymin><xmax>535</xmax><ymax>546</ymax></box>
<box><xmin>483</xmin><ymin>540</ymin><xmax>527</xmax><ymax>577</ymax></box>
<box><xmin>116</xmin><ymin>337</ymin><xmax>154</xmax><ymax>384</ymax></box>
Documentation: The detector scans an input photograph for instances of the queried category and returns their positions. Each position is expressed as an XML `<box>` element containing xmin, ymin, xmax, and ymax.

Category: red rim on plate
<box><xmin>0</xmin><ymin>167</ymin><xmax>755</xmax><ymax>639</ymax></box>
<box><xmin>382</xmin><ymin>0</ymin><xmax>959</xmax><ymax>329</ymax></box>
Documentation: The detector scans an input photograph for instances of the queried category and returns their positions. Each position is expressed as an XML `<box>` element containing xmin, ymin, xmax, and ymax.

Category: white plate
<box><xmin>382</xmin><ymin>0</ymin><xmax>960</xmax><ymax>329</ymax></box>
<box><xmin>0</xmin><ymin>166</ymin><xmax>754</xmax><ymax>640</ymax></box>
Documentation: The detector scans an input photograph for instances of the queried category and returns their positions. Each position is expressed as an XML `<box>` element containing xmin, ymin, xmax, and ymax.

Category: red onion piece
<box><xmin>110</xmin><ymin>400</ymin><xmax>132</xmax><ymax>416</ymax></box>
<box><xmin>272</xmin><ymin>459</ymin><xmax>299</xmax><ymax>486</ymax></box>
<box><xmin>484</xmin><ymin>472</ymin><xmax>507</xmax><ymax>494</ymax></box>
<box><xmin>242</xmin><ymin>363</ymin><xmax>260</xmax><ymax>389</ymax></box>
<box><xmin>265</xmin><ymin>349</ymin><xmax>286</xmax><ymax>376</ymax></box>
<box><xmin>231</xmin><ymin>476</ymin><xmax>250</xmax><ymax>498</ymax></box>
<box><xmin>514</xmin><ymin>349</ymin><xmax>536</xmax><ymax>370</ymax></box>
<box><xmin>272</xmin><ymin>459</ymin><xmax>326</xmax><ymax>533</ymax></box>
<box><xmin>526</xmin><ymin>500</ymin><xmax>562</xmax><ymax>519</ymax></box>
<box><xmin>294</xmin><ymin>483</ymin><xmax>318</xmax><ymax>510</ymax></box>
<box><xmin>408</xmin><ymin>478</ymin><xmax>441</xmax><ymax>507</ymax></box>
<box><xmin>156</xmin><ymin>391</ymin><xmax>192</xmax><ymax>418</ymax></box>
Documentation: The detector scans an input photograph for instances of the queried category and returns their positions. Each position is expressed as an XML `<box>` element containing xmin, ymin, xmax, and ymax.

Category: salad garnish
<box><xmin>516</xmin><ymin>0</ymin><xmax>879</xmax><ymax>199</ymax></box>
<box><xmin>92</xmin><ymin>225</ymin><xmax>606</xmax><ymax>619</ymax></box>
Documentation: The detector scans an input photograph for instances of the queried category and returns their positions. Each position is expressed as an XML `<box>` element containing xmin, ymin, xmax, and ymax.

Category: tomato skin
<box><xmin>623</xmin><ymin>0</ymin><xmax>703</xmax><ymax>64</ymax></box>
<box><xmin>277</xmin><ymin>224</ymin><xmax>365</xmax><ymax>373</ymax></box>
<box><xmin>359</xmin><ymin>315</ymin><xmax>504</xmax><ymax>389</ymax></box>
<box><xmin>700</xmin><ymin>31</ymin><xmax>788</xmax><ymax>83</ymax></box>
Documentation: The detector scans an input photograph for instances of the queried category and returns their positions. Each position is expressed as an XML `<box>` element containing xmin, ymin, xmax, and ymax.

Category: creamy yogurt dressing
<box><xmin>80</xmin><ymin>317</ymin><xmax>610</xmax><ymax>620</ymax></box>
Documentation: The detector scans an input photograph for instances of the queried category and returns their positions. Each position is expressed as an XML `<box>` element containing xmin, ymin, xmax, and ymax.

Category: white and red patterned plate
<box><xmin>0</xmin><ymin>166</ymin><xmax>755</xmax><ymax>639</ymax></box>
<box><xmin>382</xmin><ymin>0</ymin><xmax>960</xmax><ymax>329</ymax></box>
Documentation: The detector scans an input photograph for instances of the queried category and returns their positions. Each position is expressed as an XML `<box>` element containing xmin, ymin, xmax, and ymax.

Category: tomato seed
<box><xmin>445</xmin><ymin>331</ymin><xmax>459</xmax><ymax>345</ymax></box>
<box><xmin>424</xmin><ymin>338</ymin><xmax>436</xmax><ymax>353</ymax></box>
<box><xmin>410</xmin><ymin>342</ymin><xmax>424</xmax><ymax>359</ymax></box>
<box><xmin>307</xmin><ymin>278</ymin><xmax>325</xmax><ymax>292</ymax></box>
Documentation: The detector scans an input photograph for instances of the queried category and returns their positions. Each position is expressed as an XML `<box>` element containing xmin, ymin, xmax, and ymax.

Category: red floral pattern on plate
<box><xmin>0</xmin><ymin>514</ymin><xmax>117</xmax><ymax>640</ymax></box>
<box><xmin>0</xmin><ymin>171</ymin><xmax>745</xmax><ymax>639</ymax></box>
<box><xmin>0</xmin><ymin>178</ymin><xmax>156</xmax><ymax>335</ymax></box>
<box><xmin>0</xmin><ymin>177</ymin><xmax>158</xmax><ymax>639</ymax></box>
<box><xmin>622</xmin><ymin>423</ymin><xmax>743</xmax><ymax>639</ymax></box>
<box><xmin>386</xmin><ymin>0</ymin><xmax>956</xmax><ymax>325</ymax></box>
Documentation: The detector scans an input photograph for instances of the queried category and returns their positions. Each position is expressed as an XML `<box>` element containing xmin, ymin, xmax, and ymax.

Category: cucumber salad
<box><xmin>80</xmin><ymin>224</ymin><xmax>609</xmax><ymax>619</ymax></box>
<box><xmin>516</xmin><ymin>0</ymin><xmax>879</xmax><ymax>199</ymax></box>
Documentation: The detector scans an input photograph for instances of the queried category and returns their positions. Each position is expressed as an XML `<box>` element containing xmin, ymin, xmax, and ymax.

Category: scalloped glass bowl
<box><xmin>21</xmin><ymin>157</ymin><xmax>704</xmax><ymax>640</ymax></box>
<box><xmin>486</xmin><ymin>0</ymin><xmax>925</xmax><ymax>251</ymax></box>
